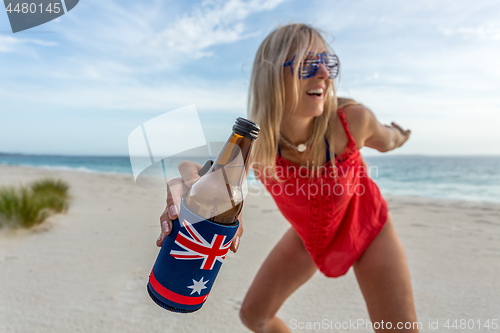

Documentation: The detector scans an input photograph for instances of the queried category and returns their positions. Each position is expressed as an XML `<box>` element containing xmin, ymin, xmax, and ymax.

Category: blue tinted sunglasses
<box><xmin>284</xmin><ymin>52</ymin><xmax>339</xmax><ymax>79</ymax></box>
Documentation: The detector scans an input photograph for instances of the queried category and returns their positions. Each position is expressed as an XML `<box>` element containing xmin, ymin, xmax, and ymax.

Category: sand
<box><xmin>0</xmin><ymin>165</ymin><xmax>499</xmax><ymax>333</ymax></box>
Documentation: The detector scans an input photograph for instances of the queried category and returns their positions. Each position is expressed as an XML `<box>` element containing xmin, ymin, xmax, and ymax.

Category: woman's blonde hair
<box><xmin>248</xmin><ymin>23</ymin><xmax>358</xmax><ymax>180</ymax></box>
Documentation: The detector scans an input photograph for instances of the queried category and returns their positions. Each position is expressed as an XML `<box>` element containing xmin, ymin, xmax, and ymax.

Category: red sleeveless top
<box><xmin>258</xmin><ymin>108</ymin><xmax>388</xmax><ymax>277</ymax></box>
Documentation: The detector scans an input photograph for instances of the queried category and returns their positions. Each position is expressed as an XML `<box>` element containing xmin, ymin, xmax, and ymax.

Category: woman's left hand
<box><xmin>386</xmin><ymin>122</ymin><xmax>411</xmax><ymax>148</ymax></box>
<box><xmin>230</xmin><ymin>212</ymin><xmax>243</xmax><ymax>253</ymax></box>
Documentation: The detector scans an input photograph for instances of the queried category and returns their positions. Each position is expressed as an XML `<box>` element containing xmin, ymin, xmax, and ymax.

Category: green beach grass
<box><xmin>0</xmin><ymin>178</ymin><xmax>70</xmax><ymax>229</ymax></box>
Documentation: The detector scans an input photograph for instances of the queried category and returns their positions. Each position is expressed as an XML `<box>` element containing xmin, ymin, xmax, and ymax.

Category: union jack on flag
<box><xmin>170</xmin><ymin>219</ymin><xmax>233</xmax><ymax>270</ymax></box>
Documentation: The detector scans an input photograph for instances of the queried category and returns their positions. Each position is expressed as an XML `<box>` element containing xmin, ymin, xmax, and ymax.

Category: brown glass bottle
<box><xmin>185</xmin><ymin>117</ymin><xmax>259</xmax><ymax>225</ymax></box>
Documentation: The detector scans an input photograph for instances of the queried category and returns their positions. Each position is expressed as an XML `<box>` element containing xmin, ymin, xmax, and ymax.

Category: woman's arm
<box><xmin>348</xmin><ymin>105</ymin><xmax>411</xmax><ymax>152</ymax></box>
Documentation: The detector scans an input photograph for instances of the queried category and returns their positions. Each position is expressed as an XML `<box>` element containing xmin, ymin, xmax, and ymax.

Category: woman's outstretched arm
<box><xmin>349</xmin><ymin>105</ymin><xmax>411</xmax><ymax>152</ymax></box>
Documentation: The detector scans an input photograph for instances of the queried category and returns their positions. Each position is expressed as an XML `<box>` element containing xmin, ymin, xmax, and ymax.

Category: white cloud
<box><xmin>311</xmin><ymin>0</ymin><xmax>500</xmax><ymax>155</ymax></box>
<box><xmin>0</xmin><ymin>35</ymin><xmax>57</xmax><ymax>52</ymax></box>
<box><xmin>147</xmin><ymin>0</ymin><xmax>286</xmax><ymax>58</ymax></box>
<box><xmin>440</xmin><ymin>24</ymin><xmax>500</xmax><ymax>40</ymax></box>
<box><xmin>137</xmin><ymin>0</ymin><xmax>287</xmax><ymax>64</ymax></box>
<box><xmin>3</xmin><ymin>0</ymin><xmax>499</xmax><ymax>155</ymax></box>
<box><xmin>0</xmin><ymin>36</ymin><xmax>19</xmax><ymax>52</ymax></box>
<box><xmin>53</xmin><ymin>0</ymin><xmax>287</xmax><ymax>75</ymax></box>
<box><xmin>1</xmin><ymin>0</ymin><xmax>288</xmax><ymax>112</ymax></box>
<box><xmin>0</xmin><ymin>78</ymin><xmax>248</xmax><ymax>113</ymax></box>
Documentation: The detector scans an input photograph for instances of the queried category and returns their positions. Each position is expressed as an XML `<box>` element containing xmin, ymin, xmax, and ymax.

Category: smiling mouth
<box><xmin>306</xmin><ymin>88</ymin><xmax>324</xmax><ymax>97</ymax></box>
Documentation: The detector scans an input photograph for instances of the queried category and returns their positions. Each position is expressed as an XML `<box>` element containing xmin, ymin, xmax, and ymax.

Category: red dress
<box><xmin>258</xmin><ymin>107</ymin><xmax>388</xmax><ymax>277</ymax></box>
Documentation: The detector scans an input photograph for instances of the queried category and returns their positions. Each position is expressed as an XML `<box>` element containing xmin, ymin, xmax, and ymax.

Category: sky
<box><xmin>1</xmin><ymin>0</ymin><xmax>499</xmax><ymax>156</ymax></box>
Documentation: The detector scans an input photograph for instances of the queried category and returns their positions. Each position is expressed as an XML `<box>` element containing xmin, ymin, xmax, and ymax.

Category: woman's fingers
<box><xmin>179</xmin><ymin>160</ymin><xmax>203</xmax><ymax>188</ymax></box>
<box><xmin>166</xmin><ymin>161</ymin><xmax>203</xmax><ymax>220</ymax></box>
<box><xmin>391</xmin><ymin>122</ymin><xmax>404</xmax><ymax>131</ymax></box>
<box><xmin>230</xmin><ymin>214</ymin><xmax>244</xmax><ymax>253</ymax></box>
<box><xmin>157</xmin><ymin>210</ymin><xmax>172</xmax><ymax>247</ymax></box>
<box><xmin>391</xmin><ymin>122</ymin><xmax>411</xmax><ymax>135</ymax></box>
<box><xmin>157</xmin><ymin>161</ymin><xmax>204</xmax><ymax>246</ymax></box>
<box><xmin>166</xmin><ymin>177</ymin><xmax>184</xmax><ymax>220</ymax></box>
<box><xmin>391</xmin><ymin>122</ymin><xmax>411</xmax><ymax>147</ymax></box>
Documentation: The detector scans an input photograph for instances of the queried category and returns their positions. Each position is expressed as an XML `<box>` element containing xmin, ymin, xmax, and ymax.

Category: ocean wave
<box><xmin>36</xmin><ymin>165</ymin><xmax>101</xmax><ymax>173</ymax></box>
<box><xmin>2</xmin><ymin>156</ymin><xmax>500</xmax><ymax>203</ymax></box>
<box><xmin>0</xmin><ymin>162</ymin><xmax>130</xmax><ymax>175</ymax></box>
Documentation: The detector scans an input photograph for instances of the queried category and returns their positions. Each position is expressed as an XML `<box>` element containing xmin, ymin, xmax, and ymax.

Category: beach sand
<box><xmin>0</xmin><ymin>165</ymin><xmax>499</xmax><ymax>332</ymax></box>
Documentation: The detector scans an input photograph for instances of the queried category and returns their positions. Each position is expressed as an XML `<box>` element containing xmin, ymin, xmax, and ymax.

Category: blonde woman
<box><xmin>158</xmin><ymin>24</ymin><xmax>417</xmax><ymax>332</ymax></box>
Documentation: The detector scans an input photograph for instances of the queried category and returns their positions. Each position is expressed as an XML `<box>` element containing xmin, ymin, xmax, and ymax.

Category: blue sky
<box><xmin>1</xmin><ymin>0</ymin><xmax>499</xmax><ymax>156</ymax></box>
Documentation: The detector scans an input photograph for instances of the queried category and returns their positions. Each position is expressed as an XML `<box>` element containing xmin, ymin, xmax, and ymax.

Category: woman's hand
<box><xmin>157</xmin><ymin>161</ymin><xmax>202</xmax><ymax>248</ymax></box>
<box><xmin>156</xmin><ymin>160</ymin><xmax>243</xmax><ymax>253</ymax></box>
<box><xmin>385</xmin><ymin>122</ymin><xmax>411</xmax><ymax>149</ymax></box>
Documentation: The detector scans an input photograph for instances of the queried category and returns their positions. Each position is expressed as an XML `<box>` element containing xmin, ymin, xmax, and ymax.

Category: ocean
<box><xmin>1</xmin><ymin>153</ymin><xmax>499</xmax><ymax>203</ymax></box>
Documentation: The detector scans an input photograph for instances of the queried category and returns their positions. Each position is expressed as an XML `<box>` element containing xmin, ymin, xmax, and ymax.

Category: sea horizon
<box><xmin>2</xmin><ymin>152</ymin><xmax>500</xmax><ymax>158</ymax></box>
<box><xmin>1</xmin><ymin>153</ymin><xmax>499</xmax><ymax>204</ymax></box>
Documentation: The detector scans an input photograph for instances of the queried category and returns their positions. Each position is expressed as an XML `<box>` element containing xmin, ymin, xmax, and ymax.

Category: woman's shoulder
<box><xmin>338</xmin><ymin>104</ymin><xmax>371</xmax><ymax>149</ymax></box>
<box><xmin>341</xmin><ymin>104</ymin><xmax>368</xmax><ymax>120</ymax></box>
<box><xmin>336</xmin><ymin>97</ymin><xmax>370</xmax><ymax>130</ymax></box>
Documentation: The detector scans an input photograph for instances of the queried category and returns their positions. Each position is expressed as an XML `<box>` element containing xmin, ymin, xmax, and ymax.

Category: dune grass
<box><xmin>0</xmin><ymin>178</ymin><xmax>70</xmax><ymax>229</ymax></box>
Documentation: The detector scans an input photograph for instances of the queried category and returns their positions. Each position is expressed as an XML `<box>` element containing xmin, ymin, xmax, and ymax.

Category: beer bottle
<box><xmin>185</xmin><ymin>117</ymin><xmax>260</xmax><ymax>225</ymax></box>
<box><xmin>147</xmin><ymin>117</ymin><xmax>259</xmax><ymax>313</ymax></box>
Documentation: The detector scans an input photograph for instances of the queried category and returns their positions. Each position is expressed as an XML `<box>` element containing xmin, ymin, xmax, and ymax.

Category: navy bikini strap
<box><xmin>324</xmin><ymin>136</ymin><xmax>331</xmax><ymax>163</ymax></box>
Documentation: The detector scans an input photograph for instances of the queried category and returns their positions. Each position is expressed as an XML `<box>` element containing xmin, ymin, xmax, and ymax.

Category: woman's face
<box><xmin>283</xmin><ymin>40</ymin><xmax>332</xmax><ymax>119</ymax></box>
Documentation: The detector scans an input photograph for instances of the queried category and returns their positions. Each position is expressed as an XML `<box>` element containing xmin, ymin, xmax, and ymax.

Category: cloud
<box><xmin>312</xmin><ymin>0</ymin><xmax>500</xmax><ymax>95</ymax></box>
<box><xmin>0</xmin><ymin>78</ymin><xmax>248</xmax><ymax>113</ymax></box>
<box><xmin>53</xmin><ymin>0</ymin><xmax>288</xmax><ymax>74</ymax></box>
<box><xmin>1</xmin><ymin>0</ymin><xmax>288</xmax><ymax>113</ymax></box>
<box><xmin>147</xmin><ymin>0</ymin><xmax>287</xmax><ymax>58</ymax></box>
<box><xmin>440</xmin><ymin>24</ymin><xmax>500</xmax><ymax>40</ymax></box>
<box><xmin>0</xmin><ymin>35</ymin><xmax>58</xmax><ymax>52</ymax></box>
<box><xmin>311</xmin><ymin>0</ymin><xmax>500</xmax><ymax>155</ymax></box>
<box><xmin>3</xmin><ymin>0</ymin><xmax>499</xmax><ymax>156</ymax></box>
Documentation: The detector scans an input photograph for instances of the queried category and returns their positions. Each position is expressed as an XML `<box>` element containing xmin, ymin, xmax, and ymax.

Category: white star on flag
<box><xmin>187</xmin><ymin>277</ymin><xmax>209</xmax><ymax>295</ymax></box>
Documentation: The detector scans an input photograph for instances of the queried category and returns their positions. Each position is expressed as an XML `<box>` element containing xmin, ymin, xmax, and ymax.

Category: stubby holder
<box><xmin>147</xmin><ymin>199</ymin><xmax>239</xmax><ymax>313</ymax></box>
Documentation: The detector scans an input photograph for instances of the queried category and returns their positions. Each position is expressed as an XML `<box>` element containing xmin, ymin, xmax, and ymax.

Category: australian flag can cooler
<box><xmin>147</xmin><ymin>199</ymin><xmax>239</xmax><ymax>313</ymax></box>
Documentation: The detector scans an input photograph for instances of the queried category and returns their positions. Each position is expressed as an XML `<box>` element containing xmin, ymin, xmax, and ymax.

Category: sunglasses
<box><xmin>283</xmin><ymin>52</ymin><xmax>339</xmax><ymax>79</ymax></box>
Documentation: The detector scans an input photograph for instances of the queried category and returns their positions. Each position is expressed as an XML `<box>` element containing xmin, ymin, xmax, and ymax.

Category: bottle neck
<box><xmin>210</xmin><ymin>132</ymin><xmax>253</xmax><ymax>186</ymax></box>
